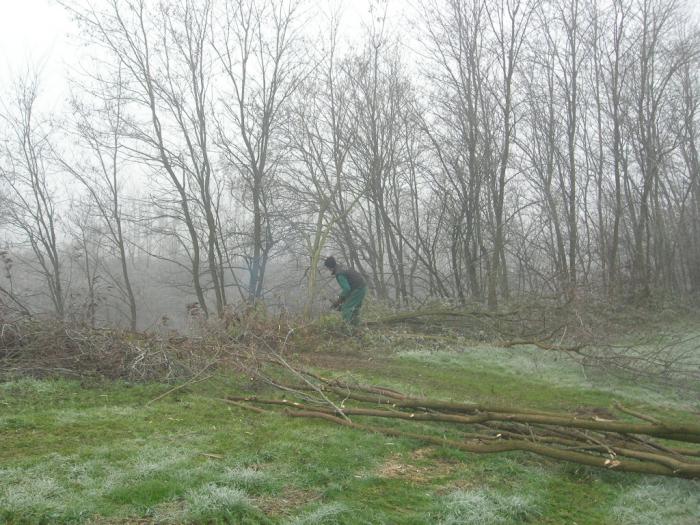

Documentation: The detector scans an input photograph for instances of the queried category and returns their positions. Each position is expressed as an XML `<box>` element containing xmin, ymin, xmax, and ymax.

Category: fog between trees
<box><xmin>1</xmin><ymin>0</ymin><xmax>699</xmax><ymax>329</ymax></box>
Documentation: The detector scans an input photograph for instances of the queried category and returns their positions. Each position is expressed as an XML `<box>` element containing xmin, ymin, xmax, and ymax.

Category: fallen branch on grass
<box><xmin>285</xmin><ymin>409</ymin><xmax>700</xmax><ymax>478</ymax></box>
<box><xmin>145</xmin><ymin>357</ymin><xmax>219</xmax><ymax>405</ymax></box>
<box><xmin>363</xmin><ymin>306</ymin><xmax>562</xmax><ymax>341</ymax></box>
<box><xmin>365</xmin><ymin>307</ymin><xmax>698</xmax><ymax>390</ymax></box>
<box><xmin>501</xmin><ymin>339</ymin><xmax>585</xmax><ymax>354</ymax></box>
<box><xmin>228</xmin><ymin>364</ymin><xmax>700</xmax><ymax>479</ymax></box>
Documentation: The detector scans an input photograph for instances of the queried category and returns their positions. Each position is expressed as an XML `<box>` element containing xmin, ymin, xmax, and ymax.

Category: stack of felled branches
<box><xmin>0</xmin><ymin>318</ymin><xmax>215</xmax><ymax>381</ymax></box>
<box><xmin>226</xmin><ymin>366</ymin><xmax>700</xmax><ymax>479</ymax></box>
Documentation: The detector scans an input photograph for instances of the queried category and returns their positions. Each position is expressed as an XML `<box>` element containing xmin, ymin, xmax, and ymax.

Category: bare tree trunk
<box><xmin>486</xmin><ymin>0</ymin><xmax>532</xmax><ymax>309</ymax></box>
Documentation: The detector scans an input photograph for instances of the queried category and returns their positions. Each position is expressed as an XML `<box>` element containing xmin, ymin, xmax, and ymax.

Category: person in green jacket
<box><xmin>324</xmin><ymin>256</ymin><xmax>367</xmax><ymax>326</ymax></box>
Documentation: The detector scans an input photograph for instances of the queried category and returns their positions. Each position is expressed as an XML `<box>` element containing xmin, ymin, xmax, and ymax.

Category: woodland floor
<box><xmin>1</xmin><ymin>313</ymin><xmax>699</xmax><ymax>524</ymax></box>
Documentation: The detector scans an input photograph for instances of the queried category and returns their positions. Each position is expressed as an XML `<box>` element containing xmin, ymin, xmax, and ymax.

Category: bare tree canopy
<box><xmin>0</xmin><ymin>0</ymin><xmax>699</xmax><ymax>326</ymax></box>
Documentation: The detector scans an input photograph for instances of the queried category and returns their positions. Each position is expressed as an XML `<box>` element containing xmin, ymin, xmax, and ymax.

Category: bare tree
<box><xmin>344</xmin><ymin>16</ymin><xmax>416</xmax><ymax>305</ymax></box>
<box><xmin>418</xmin><ymin>0</ymin><xmax>489</xmax><ymax>303</ymax></box>
<box><xmin>675</xmin><ymin>46</ymin><xmax>700</xmax><ymax>294</ymax></box>
<box><xmin>0</xmin><ymin>75</ymin><xmax>66</xmax><ymax>318</ymax></box>
<box><xmin>484</xmin><ymin>0</ymin><xmax>534</xmax><ymax>309</ymax></box>
<box><xmin>284</xmin><ymin>11</ymin><xmax>362</xmax><ymax>316</ymax></box>
<box><xmin>67</xmin><ymin>200</ymin><xmax>105</xmax><ymax>327</ymax></box>
<box><xmin>213</xmin><ymin>0</ymin><xmax>305</xmax><ymax>303</ymax></box>
<box><xmin>625</xmin><ymin>0</ymin><xmax>692</xmax><ymax>297</ymax></box>
<box><xmin>65</xmin><ymin>0</ymin><xmax>229</xmax><ymax>317</ymax></box>
<box><xmin>61</xmin><ymin>67</ymin><xmax>138</xmax><ymax>329</ymax></box>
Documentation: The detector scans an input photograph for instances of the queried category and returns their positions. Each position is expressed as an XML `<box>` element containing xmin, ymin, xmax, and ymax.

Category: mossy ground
<box><xmin>1</xmin><ymin>322</ymin><xmax>698</xmax><ymax>524</ymax></box>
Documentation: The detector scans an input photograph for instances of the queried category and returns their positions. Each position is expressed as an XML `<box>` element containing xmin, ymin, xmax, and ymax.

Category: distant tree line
<box><xmin>1</xmin><ymin>0</ymin><xmax>698</xmax><ymax>327</ymax></box>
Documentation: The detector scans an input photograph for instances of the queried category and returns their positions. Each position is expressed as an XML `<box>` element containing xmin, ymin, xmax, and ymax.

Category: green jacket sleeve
<box><xmin>336</xmin><ymin>274</ymin><xmax>352</xmax><ymax>299</ymax></box>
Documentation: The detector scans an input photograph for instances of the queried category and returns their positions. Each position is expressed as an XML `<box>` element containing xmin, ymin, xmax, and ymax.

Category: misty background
<box><xmin>1</xmin><ymin>0</ymin><xmax>699</xmax><ymax>331</ymax></box>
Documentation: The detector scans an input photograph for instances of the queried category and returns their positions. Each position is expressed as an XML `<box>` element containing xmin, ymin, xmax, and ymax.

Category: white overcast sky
<box><xmin>0</xmin><ymin>0</ymin><xmax>74</xmax><ymax>104</ymax></box>
<box><xmin>0</xmin><ymin>0</ymin><xmax>405</xmax><ymax>101</ymax></box>
<box><xmin>1</xmin><ymin>0</ymin><xmax>698</xmax><ymax>103</ymax></box>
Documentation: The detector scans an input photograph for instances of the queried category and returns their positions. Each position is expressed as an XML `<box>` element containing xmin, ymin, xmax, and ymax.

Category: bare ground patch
<box><xmin>256</xmin><ymin>486</ymin><xmax>322</xmax><ymax>517</ymax></box>
<box><xmin>375</xmin><ymin>448</ymin><xmax>463</xmax><ymax>484</ymax></box>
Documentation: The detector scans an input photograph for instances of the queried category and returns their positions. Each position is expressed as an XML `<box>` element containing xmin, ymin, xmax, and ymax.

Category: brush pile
<box><xmin>0</xmin><ymin>318</ymin><xmax>212</xmax><ymax>381</ymax></box>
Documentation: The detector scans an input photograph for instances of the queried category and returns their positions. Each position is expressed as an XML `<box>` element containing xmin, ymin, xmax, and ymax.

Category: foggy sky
<box><xmin>0</xmin><ymin>0</ymin><xmax>409</xmax><ymax>102</ymax></box>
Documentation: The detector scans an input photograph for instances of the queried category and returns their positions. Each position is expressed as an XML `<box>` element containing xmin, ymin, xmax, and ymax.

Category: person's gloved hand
<box><xmin>331</xmin><ymin>298</ymin><xmax>342</xmax><ymax>311</ymax></box>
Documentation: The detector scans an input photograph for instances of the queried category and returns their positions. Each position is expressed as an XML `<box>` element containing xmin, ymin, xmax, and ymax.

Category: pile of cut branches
<box><xmin>227</xmin><ymin>362</ymin><xmax>700</xmax><ymax>479</ymax></box>
<box><xmin>0</xmin><ymin>318</ymin><xmax>217</xmax><ymax>381</ymax></box>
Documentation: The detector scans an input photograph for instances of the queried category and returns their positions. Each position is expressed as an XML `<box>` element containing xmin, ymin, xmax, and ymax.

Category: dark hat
<box><xmin>323</xmin><ymin>256</ymin><xmax>337</xmax><ymax>269</ymax></box>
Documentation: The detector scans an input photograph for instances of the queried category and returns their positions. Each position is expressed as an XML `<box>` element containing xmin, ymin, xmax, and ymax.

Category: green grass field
<box><xmin>1</xmin><ymin>328</ymin><xmax>699</xmax><ymax>524</ymax></box>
